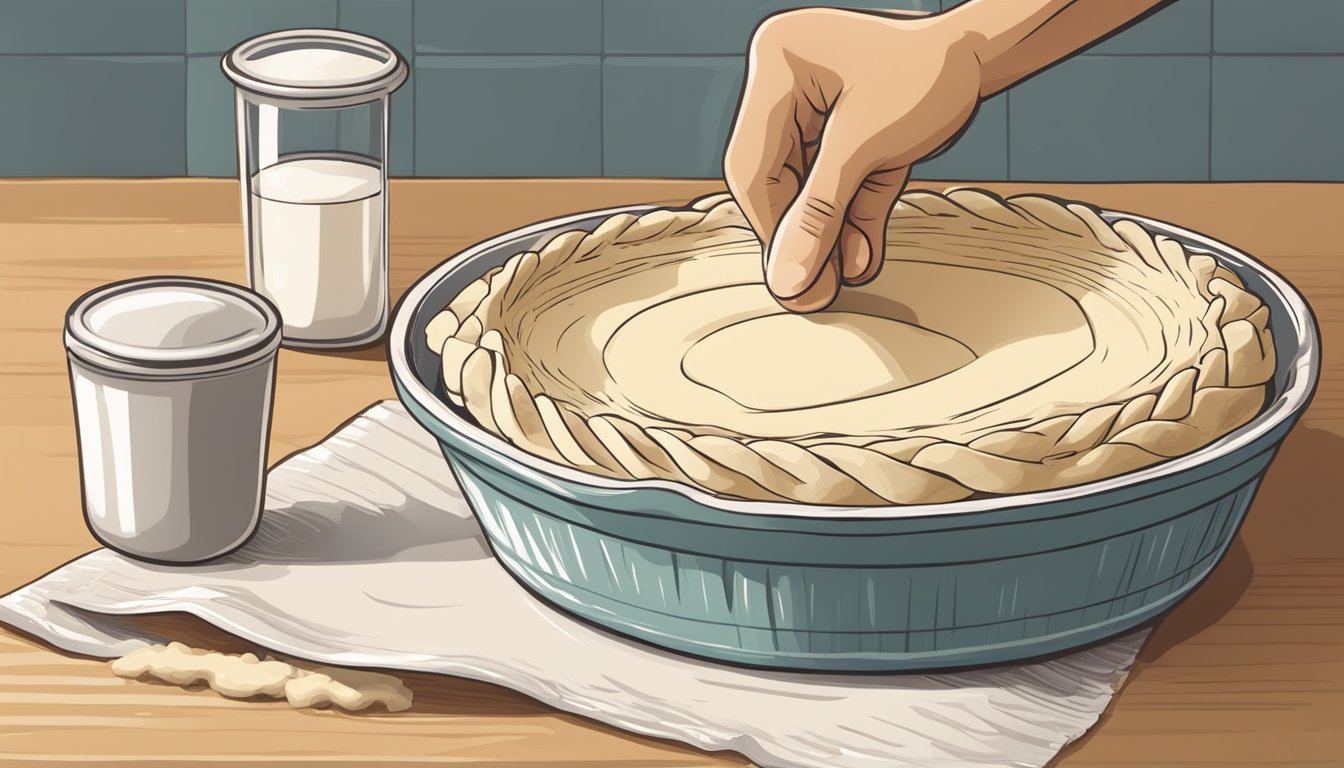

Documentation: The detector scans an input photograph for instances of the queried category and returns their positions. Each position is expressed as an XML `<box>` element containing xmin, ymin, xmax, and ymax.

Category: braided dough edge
<box><xmin>427</xmin><ymin>188</ymin><xmax>1275</xmax><ymax>505</ymax></box>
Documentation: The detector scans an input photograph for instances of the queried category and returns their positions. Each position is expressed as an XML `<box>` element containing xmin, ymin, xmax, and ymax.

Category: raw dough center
<box><xmin>682</xmin><ymin>312</ymin><xmax>978</xmax><ymax>411</ymax></box>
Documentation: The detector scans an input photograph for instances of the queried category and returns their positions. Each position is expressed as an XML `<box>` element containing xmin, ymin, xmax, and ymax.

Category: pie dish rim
<box><xmin>389</xmin><ymin>197</ymin><xmax>1319</xmax><ymax>521</ymax></box>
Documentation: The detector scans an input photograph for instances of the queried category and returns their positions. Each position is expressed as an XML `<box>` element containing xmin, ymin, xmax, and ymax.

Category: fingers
<box><xmin>765</xmin><ymin>124</ymin><xmax>867</xmax><ymax>306</ymax></box>
<box><xmin>776</xmin><ymin>250</ymin><xmax>842</xmax><ymax>313</ymax></box>
<box><xmin>840</xmin><ymin>166</ymin><xmax>909</xmax><ymax>285</ymax></box>
<box><xmin>724</xmin><ymin>56</ymin><xmax>798</xmax><ymax>246</ymax></box>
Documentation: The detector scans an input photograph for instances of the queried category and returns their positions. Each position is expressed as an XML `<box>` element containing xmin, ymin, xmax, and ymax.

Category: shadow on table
<box><xmin>283</xmin><ymin>340</ymin><xmax>388</xmax><ymax>363</ymax></box>
<box><xmin>1139</xmin><ymin>536</ymin><xmax>1254</xmax><ymax>663</ymax></box>
<box><xmin>1053</xmin><ymin>425</ymin><xmax>1342</xmax><ymax>766</ymax></box>
<box><xmin>1141</xmin><ymin>425</ymin><xmax>1342</xmax><ymax>662</ymax></box>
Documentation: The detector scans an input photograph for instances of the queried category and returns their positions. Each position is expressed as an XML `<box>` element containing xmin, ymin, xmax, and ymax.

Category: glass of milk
<box><xmin>222</xmin><ymin>30</ymin><xmax>408</xmax><ymax>349</ymax></box>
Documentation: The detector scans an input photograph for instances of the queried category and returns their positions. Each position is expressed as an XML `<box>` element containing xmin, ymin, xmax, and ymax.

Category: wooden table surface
<box><xmin>0</xmin><ymin>179</ymin><xmax>1339</xmax><ymax>767</ymax></box>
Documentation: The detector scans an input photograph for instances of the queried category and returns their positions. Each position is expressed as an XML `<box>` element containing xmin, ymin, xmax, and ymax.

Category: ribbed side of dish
<box><xmin>391</xmin><ymin>204</ymin><xmax>1317</xmax><ymax>671</ymax></box>
<box><xmin>412</xmin><ymin>393</ymin><xmax>1279</xmax><ymax>670</ymax></box>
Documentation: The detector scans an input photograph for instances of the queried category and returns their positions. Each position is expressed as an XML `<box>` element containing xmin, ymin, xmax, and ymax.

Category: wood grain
<box><xmin>0</xmin><ymin>179</ymin><xmax>1339</xmax><ymax>767</ymax></box>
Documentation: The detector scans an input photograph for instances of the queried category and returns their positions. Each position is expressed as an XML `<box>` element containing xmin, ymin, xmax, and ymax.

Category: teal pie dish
<box><xmin>389</xmin><ymin>199</ymin><xmax>1320</xmax><ymax>672</ymax></box>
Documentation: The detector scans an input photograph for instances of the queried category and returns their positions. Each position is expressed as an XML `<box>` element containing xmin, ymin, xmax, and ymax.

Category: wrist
<box><xmin>897</xmin><ymin>8</ymin><xmax>1000</xmax><ymax>100</ymax></box>
<box><xmin>933</xmin><ymin>0</ymin><xmax>1174</xmax><ymax>98</ymax></box>
<box><xmin>932</xmin><ymin>0</ymin><xmax>1075</xmax><ymax>98</ymax></box>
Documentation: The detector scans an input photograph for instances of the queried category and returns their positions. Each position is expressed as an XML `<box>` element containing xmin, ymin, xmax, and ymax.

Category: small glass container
<box><xmin>64</xmin><ymin>278</ymin><xmax>282</xmax><ymax>564</ymax></box>
<box><xmin>222</xmin><ymin>30</ymin><xmax>408</xmax><ymax>349</ymax></box>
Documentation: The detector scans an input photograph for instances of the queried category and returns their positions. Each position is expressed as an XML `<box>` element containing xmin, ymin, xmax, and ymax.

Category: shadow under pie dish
<box><xmin>391</xmin><ymin>188</ymin><xmax>1319</xmax><ymax>671</ymax></box>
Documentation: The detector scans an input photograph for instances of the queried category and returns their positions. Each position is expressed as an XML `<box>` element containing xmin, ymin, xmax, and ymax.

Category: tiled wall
<box><xmin>1</xmin><ymin>0</ymin><xmax>1341</xmax><ymax>180</ymax></box>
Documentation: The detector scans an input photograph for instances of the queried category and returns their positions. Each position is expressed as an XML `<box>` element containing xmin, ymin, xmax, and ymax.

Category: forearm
<box><xmin>936</xmin><ymin>0</ymin><xmax>1175</xmax><ymax>98</ymax></box>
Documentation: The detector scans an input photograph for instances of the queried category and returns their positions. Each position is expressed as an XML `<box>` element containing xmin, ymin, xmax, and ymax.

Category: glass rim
<box><xmin>222</xmin><ymin>28</ymin><xmax>408</xmax><ymax>107</ymax></box>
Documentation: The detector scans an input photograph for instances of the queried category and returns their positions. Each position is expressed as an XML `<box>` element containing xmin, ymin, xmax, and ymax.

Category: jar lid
<box><xmin>221</xmin><ymin>29</ymin><xmax>408</xmax><ymax>107</ymax></box>
<box><xmin>65</xmin><ymin>278</ymin><xmax>282</xmax><ymax>376</ymax></box>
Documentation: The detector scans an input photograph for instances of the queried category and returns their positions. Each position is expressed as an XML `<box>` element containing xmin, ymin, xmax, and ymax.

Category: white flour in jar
<box><xmin>249</xmin><ymin>155</ymin><xmax>385</xmax><ymax>343</ymax></box>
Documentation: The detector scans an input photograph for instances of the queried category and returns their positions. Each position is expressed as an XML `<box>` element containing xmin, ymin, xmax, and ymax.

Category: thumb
<box><xmin>765</xmin><ymin>130</ymin><xmax>866</xmax><ymax>305</ymax></box>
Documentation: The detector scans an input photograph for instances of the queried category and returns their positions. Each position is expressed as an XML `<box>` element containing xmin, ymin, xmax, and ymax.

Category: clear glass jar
<box><xmin>222</xmin><ymin>30</ymin><xmax>408</xmax><ymax>349</ymax></box>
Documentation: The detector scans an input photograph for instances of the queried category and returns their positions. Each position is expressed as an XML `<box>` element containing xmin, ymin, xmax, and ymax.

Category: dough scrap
<box><xmin>111</xmin><ymin>642</ymin><xmax>413</xmax><ymax>712</ymax></box>
<box><xmin>428</xmin><ymin>188</ymin><xmax>1275</xmax><ymax>505</ymax></box>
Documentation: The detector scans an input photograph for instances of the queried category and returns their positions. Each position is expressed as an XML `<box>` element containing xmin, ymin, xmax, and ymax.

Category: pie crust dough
<box><xmin>426</xmin><ymin>189</ymin><xmax>1275</xmax><ymax>505</ymax></box>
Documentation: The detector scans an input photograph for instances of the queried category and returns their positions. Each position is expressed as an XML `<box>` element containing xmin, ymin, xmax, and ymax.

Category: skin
<box><xmin>724</xmin><ymin>0</ymin><xmax>1175</xmax><ymax>312</ymax></box>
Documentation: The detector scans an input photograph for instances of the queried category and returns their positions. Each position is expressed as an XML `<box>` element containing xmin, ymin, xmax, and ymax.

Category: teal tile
<box><xmin>340</xmin><ymin>0</ymin><xmax>412</xmax><ymax>55</ymax></box>
<box><xmin>1211</xmin><ymin>56</ymin><xmax>1344</xmax><ymax>180</ymax></box>
<box><xmin>0</xmin><ymin>56</ymin><xmax>185</xmax><ymax>176</ymax></box>
<box><xmin>0</xmin><ymin>0</ymin><xmax>184</xmax><ymax>54</ymax></box>
<box><xmin>186</xmin><ymin>55</ymin><xmax>234</xmax><ymax>176</ymax></box>
<box><xmin>384</xmin><ymin>75</ymin><xmax>415</xmax><ymax>176</ymax></box>
<box><xmin>1090</xmin><ymin>0</ymin><xmax>1210</xmax><ymax>54</ymax></box>
<box><xmin>188</xmin><ymin>0</ymin><xmax>410</xmax><ymax>175</ymax></box>
<box><xmin>330</xmin><ymin>97</ymin><xmax>406</xmax><ymax>167</ymax></box>
<box><xmin>1009</xmin><ymin>56</ymin><xmax>1210</xmax><ymax>181</ymax></box>
<box><xmin>340</xmin><ymin>0</ymin><xmax>414</xmax><ymax>174</ymax></box>
<box><xmin>953</xmin><ymin>2</ymin><xmax>1341</xmax><ymax>56</ymax></box>
<box><xmin>1214</xmin><ymin>0</ymin><xmax>1344</xmax><ymax>53</ymax></box>
<box><xmin>603</xmin><ymin>56</ymin><xmax>744</xmax><ymax>178</ymax></box>
<box><xmin>188</xmin><ymin>56</ymin><xmax>342</xmax><ymax>177</ymax></box>
<box><xmin>415</xmin><ymin>0</ymin><xmax>600</xmax><ymax>54</ymax></box>
<box><xmin>192</xmin><ymin>54</ymin><xmax>407</xmax><ymax>177</ymax></box>
<box><xmin>605</xmin><ymin>1</ymin><xmax>937</xmax><ymax>55</ymax></box>
<box><xmin>914</xmin><ymin>93</ymin><xmax>1007</xmax><ymax>180</ymax></box>
<box><xmin>414</xmin><ymin>56</ymin><xmax>601</xmax><ymax>176</ymax></box>
<box><xmin>187</xmin><ymin>0</ymin><xmax>337</xmax><ymax>54</ymax></box>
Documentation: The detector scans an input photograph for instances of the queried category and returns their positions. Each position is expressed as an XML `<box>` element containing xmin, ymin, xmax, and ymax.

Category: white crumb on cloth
<box><xmin>110</xmin><ymin>641</ymin><xmax>413</xmax><ymax>712</ymax></box>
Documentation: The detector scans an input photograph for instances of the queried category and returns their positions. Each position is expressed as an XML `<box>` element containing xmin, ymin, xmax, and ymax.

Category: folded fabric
<box><xmin>0</xmin><ymin>402</ymin><xmax>1146</xmax><ymax>768</ymax></box>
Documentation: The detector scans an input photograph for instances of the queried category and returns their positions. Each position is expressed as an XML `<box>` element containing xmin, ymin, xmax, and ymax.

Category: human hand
<box><xmin>725</xmin><ymin>8</ymin><xmax>982</xmax><ymax>312</ymax></box>
<box><xmin>725</xmin><ymin>0</ymin><xmax>1173</xmax><ymax>312</ymax></box>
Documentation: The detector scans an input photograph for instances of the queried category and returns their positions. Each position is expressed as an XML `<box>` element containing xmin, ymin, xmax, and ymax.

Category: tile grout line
<box><xmin>182</xmin><ymin>0</ymin><xmax>188</xmax><ymax>176</ymax></box>
<box><xmin>599</xmin><ymin>0</ymin><xmax>605</xmax><ymax>177</ymax></box>
<box><xmin>1206</xmin><ymin>1</ymin><xmax>1214</xmax><ymax>181</ymax></box>
<box><xmin>7</xmin><ymin>1</ymin><xmax>1340</xmax><ymax>179</ymax></box>
<box><xmin>1206</xmin><ymin>53</ymin><xmax>1213</xmax><ymax>182</ymax></box>
<box><xmin>335</xmin><ymin>0</ymin><xmax>342</xmax><ymax>157</ymax></box>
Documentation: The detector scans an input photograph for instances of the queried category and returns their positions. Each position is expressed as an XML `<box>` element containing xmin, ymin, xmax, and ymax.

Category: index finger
<box><xmin>724</xmin><ymin>57</ymin><xmax>798</xmax><ymax>246</ymax></box>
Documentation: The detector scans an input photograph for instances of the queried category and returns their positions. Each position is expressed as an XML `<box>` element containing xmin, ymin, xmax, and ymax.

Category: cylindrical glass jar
<box><xmin>222</xmin><ymin>30</ymin><xmax>408</xmax><ymax>349</ymax></box>
<box><xmin>64</xmin><ymin>278</ymin><xmax>282</xmax><ymax>564</ymax></box>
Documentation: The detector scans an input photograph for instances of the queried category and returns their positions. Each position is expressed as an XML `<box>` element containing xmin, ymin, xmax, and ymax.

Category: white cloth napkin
<box><xmin>0</xmin><ymin>402</ymin><xmax>1147</xmax><ymax>768</ymax></box>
